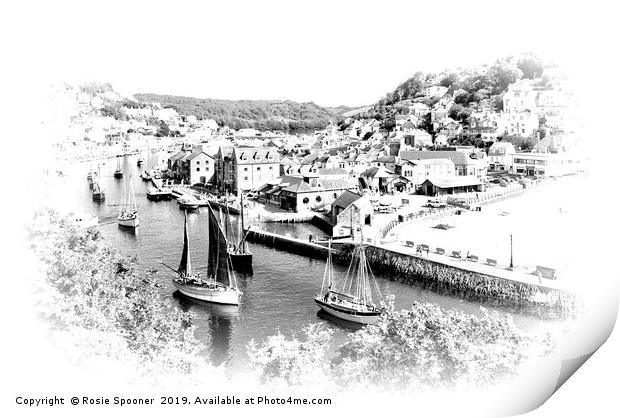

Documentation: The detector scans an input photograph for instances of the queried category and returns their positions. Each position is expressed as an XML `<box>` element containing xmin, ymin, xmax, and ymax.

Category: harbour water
<box><xmin>50</xmin><ymin>152</ymin><xmax>562</xmax><ymax>373</ymax></box>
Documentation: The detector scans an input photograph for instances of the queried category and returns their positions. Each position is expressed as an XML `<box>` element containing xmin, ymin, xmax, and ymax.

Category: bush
<box><xmin>247</xmin><ymin>298</ymin><xmax>554</xmax><ymax>392</ymax></box>
<box><xmin>29</xmin><ymin>210</ymin><xmax>207</xmax><ymax>375</ymax></box>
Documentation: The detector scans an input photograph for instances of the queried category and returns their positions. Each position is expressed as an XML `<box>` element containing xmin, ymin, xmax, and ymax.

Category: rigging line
<box><xmin>342</xmin><ymin>244</ymin><xmax>356</xmax><ymax>293</ymax></box>
<box><xmin>367</xmin><ymin>251</ymin><xmax>383</xmax><ymax>302</ymax></box>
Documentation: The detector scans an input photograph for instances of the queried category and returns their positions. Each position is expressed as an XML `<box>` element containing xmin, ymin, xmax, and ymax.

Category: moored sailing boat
<box><xmin>314</xmin><ymin>240</ymin><xmax>384</xmax><ymax>325</ymax></box>
<box><xmin>118</xmin><ymin>176</ymin><xmax>139</xmax><ymax>228</ymax></box>
<box><xmin>114</xmin><ymin>158</ymin><xmax>123</xmax><ymax>178</ymax></box>
<box><xmin>91</xmin><ymin>167</ymin><xmax>105</xmax><ymax>202</ymax></box>
<box><xmin>227</xmin><ymin>193</ymin><xmax>252</xmax><ymax>271</ymax></box>
<box><xmin>163</xmin><ymin>208</ymin><xmax>242</xmax><ymax>305</ymax></box>
<box><xmin>86</xmin><ymin>165</ymin><xmax>96</xmax><ymax>189</ymax></box>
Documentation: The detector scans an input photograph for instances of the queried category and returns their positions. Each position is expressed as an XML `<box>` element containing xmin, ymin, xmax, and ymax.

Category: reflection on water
<box><xmin>50</xmin><ymin>152</ymin><xmax>561</xmax><ymax>374</ymax></box>
<box><xmin>173</xmin><ymin>291</ymin><xmax>238</xmax><ymax>366</ymax></box>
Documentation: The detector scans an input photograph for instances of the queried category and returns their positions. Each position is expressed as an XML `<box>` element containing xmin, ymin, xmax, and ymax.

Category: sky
<box><xmin>5</xmin><ymin>0</ymin><xmax>618</xmax><ymax>107</ymax></box>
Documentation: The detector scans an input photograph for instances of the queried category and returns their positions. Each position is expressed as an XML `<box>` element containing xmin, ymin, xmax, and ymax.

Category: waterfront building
<box><xmin>511</xmin><ymin>134</ymin><xmax>580</xmax><ymax>177</ymax></box>
<box><xmin>330</xmin><ymin>191</ymin><xmax>374</xmax><ymax>239</ymax></box>
<box><xmin>395</xmin><ymin>158</ymin><xmax>456</xmax><ymax>187</ymax></box>
<box><xmin>399</xmin><ymin>149</ymin><xmax>487</xmax><ymax>179</ymax></box>
<box><xmin>510</xmin><ymin>152</ymin><xmax>577</xmax><ymax>177</ymax></box>
<box><xmin>185</xmin><ymin>149</ymin><xmax>215</xmax><ymax>185</ymax></box>
<box><xmin>488</xmin><ymin>141</ymin><xmax>516</xmax><ymax>172</ymax></box>
<box><xmin>420</xmin><ymin>176</ymin><xmax>483</xmax><ymax>196</ymax></box>
<box><xmin>232</xmin><ymin>146</ymin><xmax>280</xmax><ymax>193</ymax></box>
<box><xmin>257</xmin><ymin>175</ymin><xmax>358</xmax><ymax>212</ymax></box>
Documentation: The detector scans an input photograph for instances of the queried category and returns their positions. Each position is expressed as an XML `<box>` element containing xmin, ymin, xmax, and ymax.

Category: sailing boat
<box><xmin>86</xmin><ymin>164</ymin><xmax>96</xmax><ymax>189</ymax></box>
<box><xmin>227</xmin><ymin>193</ymin><xmax>252</xmax><ymax>271</ymax></box>
<box><xmin>114</xmin><ymin>158</ymin><xmax>123</xmax><ymax>178</ymax></box>
<box><xmin>164</xmin><ymin>208</ymin><xmax>242</xmax><ymax>305</ymax></box>
<box><xmin>91</xmin><ymin>166</ymin><xmax>105</xmax><ymax>202</ymax></box>
<box><xmin>118</xmin><ymin>176</ymin><xmax>139</xmax><ymax>228</ymax></box>
<box><xmin>314</xmin><ymin>240</ymin><xmax>384</xmax><ymax>325</ymax></box>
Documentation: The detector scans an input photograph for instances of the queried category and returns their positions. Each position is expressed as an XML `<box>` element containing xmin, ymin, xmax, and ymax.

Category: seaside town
<box><xmin>30</xmin><ymin>55</ymin><xmax>597</xmax><ymax>400</ymax></box>
<box><xmin>49</xmin><ymin>58</ymin><xmax>585</xmax><ymax>284</ymax></box>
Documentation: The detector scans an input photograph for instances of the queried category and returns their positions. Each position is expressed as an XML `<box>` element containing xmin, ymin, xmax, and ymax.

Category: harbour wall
<box><xmin>245</xmin><ymin>228</ymin><xmax>579</xmax><ymax>315</ymax></box>
<box><xmin>360</xmin><ymin>245</ymin><xmax>578</xmax><ymax>314</ymax></box>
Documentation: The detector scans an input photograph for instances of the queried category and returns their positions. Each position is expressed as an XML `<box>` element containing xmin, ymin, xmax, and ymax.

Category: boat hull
<box><xmin>172</xmin><ymin>279</ymin><xmax>241</xmax><ymax>305</ymax></box>
<box><xmin>147</xmin><ymin>192</ymin><xmax>171</xmax><ymax>201</ymax></box>
<box><xmin>229</xmin><ymin>252</ymin><xmax>253</xmax><ymax>271</ymax></box>
<box><xmin>118</xmin><ymin>215</ymin><xmax>139</xmax><ymax>228</ymax></box>
<box><xmin>314</xmin><ymin>297</ymin><xmax>381</xmax><ymax>325</ymax></box>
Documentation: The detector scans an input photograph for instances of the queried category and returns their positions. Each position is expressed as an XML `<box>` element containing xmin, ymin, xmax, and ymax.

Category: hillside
<box><xmin>365</xmin><ymin>54</ymin><xmax>551</xmax><ymax>129</ymax></box>
<box><xmin>133</xmin><ymin>93</ymin><xmax>343</xmax><ymax>132</ymax></box>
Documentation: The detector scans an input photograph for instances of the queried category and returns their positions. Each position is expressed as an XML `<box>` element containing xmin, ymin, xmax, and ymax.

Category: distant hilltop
<box><xmin>133</xmin><ymin>93</ymin><xmax>348</xmax><ymax>132</ymax></box>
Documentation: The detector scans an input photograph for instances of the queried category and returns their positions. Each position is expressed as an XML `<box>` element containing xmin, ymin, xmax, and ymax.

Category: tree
<box><xmin>29</xmin><ymin>210</ymin><xmax>207</xmax><ymax>375</ymax></box>
<box><xmin>517</xmin><ymin>57</ymin><xmax>544</xmax><ymax>79</ymax></box>
<box><xmin>156</xmin><ymin>120</ymin><xmax>171</xmax><ymax>137</ymax></box>
<box><xmin>247</xmin><ymin>299</ymin><xmax>554</xmax><ymax>391</ymax></box>
<box><xmin>493</xmin><ymin>94</ymin><xmax>504</xmax><ymax>111</ymax></box>
<box><xmin>488</xmin><ymin>59</ymin><xmax>523</xmax><ymax>95</ymax></box>
<box><xmin>439</xmin><ymin>72</ymin><xmax>460</xmax><ymax>89</ymax></box>
<box><xmin>334</xmin><ymin>301</ymin><xmax>552</xmax><ymax>389</ymax></box>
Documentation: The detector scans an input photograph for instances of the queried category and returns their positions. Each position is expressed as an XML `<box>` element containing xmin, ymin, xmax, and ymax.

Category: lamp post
<box><xmin>509</xmin><ymin>234</ymin><xmax>514</xmax><ymax>269</ymax></box>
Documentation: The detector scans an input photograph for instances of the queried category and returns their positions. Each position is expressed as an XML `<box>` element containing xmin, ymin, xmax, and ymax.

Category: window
<box><xmin>333</xmin><ymin>193</ymin><xmax>338</xmax><ymax>198</ymax></box>
<box><xmin>244</xmin><ymin>167</ymin><xmax>248</xmax><ymax>171</ymax></box>
<box><xmin>269</xmin><ymin>166</ymin><xmax>273</xmax><ymax>170</ymax></box>
<box><xmin>196</xmin><ymin>168</ymin><xmax>200</xmax><ymax>171</ymax></box>
<box><xmin>316</xmin><ymin>195</ymin><xmax>322</xmax><ymax>203</ymax></box>
<box><xmin>205</xmin><ymin>167</ymin><xmax>209</xmax><ymax>171</ymax></box>
<box><xmin>257</xmin><ymin>167</ymin><xmax>261</xmax><ymax>171</ymax></box>
<box><xmin>196</xmin><ymin>161</ymin><xmax>200</xmax><ymax>164</ymax></box>
<box><xmin>243</xmin><ymin>176</ymin><xmax>248</xmax><ymax>180</ymax></box>
<box><xmin>302</xmin><ymin>197</ymin><xmax>309</xmax><ymax>204</ymax></box>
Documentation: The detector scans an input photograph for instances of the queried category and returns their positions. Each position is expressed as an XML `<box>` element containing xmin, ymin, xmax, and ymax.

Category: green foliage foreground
<box><xmin>29</xmin><ymin>210</ymin><xmax>554</xmax><ymax>391</ymax></box>
<box><xmin>248</xmin><ymin>297</ymin><xmax>554</xmax><ymax>391</ymax></box>
<box><xmin>29</xmin><ymin>210</ymin><xmax>207</xmax><ymax>375</ymax></box>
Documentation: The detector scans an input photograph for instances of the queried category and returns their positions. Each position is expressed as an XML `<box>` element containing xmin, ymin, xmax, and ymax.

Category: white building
<box><xmin>424</xmin><ymin>85</ymin><xmax>449</xmax><ymax>98</ymax></box>
<box><xmin>487</xmin><ymin>141</ymin><xmax>516</xmax><ymax>172</ymax></box>
<box><xmin>500</xmin><ymin>110</ymin><xmax>539</xmax><ymax>137</ymax></box>
<box><xmin>186</xmin><ymin>149</ymin><xmax>216</xmax><ymax>185</ymax></box>
<box><xmin>511</xmin><ymin>152</ymin><xmax>578</xmax><ymax>177</ymax></box>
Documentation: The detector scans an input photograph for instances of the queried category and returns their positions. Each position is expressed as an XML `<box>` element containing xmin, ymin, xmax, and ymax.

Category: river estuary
<box><xmin>49</xmin><ymin>152</ymin><xmax>561</xmax><ymax>373</ymax></box>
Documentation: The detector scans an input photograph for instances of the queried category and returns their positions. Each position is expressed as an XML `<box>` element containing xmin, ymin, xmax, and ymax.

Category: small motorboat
<box><xmin>177</xmin><ymin>195</ymin><xmax>201</xmax><ymax>211</ymax></box>
<box><xmin>147</xmin><ymin>187</ymin><xmax>172</xmax><ymax>201</ymax></box>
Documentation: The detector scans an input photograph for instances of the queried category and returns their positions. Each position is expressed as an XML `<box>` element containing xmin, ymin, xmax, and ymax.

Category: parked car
<box><xmin>426</xmin><ymin>199</ymin><xmax>446</xmax><ymax>208</ymax></box>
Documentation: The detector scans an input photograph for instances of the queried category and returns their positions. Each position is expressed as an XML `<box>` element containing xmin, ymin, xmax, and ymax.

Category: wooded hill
<box><xmin>134</xmin><ymin>93</ymin><xmax>345</xmax><ymax>132</ymax></box>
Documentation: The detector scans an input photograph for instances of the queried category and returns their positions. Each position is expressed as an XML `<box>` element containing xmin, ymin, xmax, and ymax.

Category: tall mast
<box><xmin>121</xmin><ymin>178</ymin><xmax>126</xmax><ymax>213</ymax></box>
<box><xmin>130</xmin><ymin>175</ymin><xmax>137</xmax><ymax>211</ymax></box>
<box><xmin>239</xmin><ymin>192</ymin><xmax>245</xmax><ymax>249</ymax></box>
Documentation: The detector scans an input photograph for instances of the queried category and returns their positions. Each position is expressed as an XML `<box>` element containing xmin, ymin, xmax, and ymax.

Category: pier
<box><xmin>245</xmin><ymin>226</ymin><xmax>336</xmax><ymax>259</ymax></box>
<box><xmin>244</xmin><ymin>228</ymin><xmax>579</xmax><ymax>313</ymax></box>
